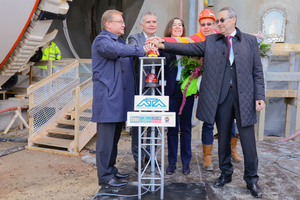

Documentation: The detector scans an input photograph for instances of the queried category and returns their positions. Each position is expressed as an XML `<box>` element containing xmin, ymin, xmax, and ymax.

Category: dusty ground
<box><xmin>2</xmin><ymin>128</ymin><xmax>300</xmax><ymax>199</ymax></box>
<box><xmin>0</xmin><ymin>129</ymin><xmax>131</xmax><ymax>200</ymax></box>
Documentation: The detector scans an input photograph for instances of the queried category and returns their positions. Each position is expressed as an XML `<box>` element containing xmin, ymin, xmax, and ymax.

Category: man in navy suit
<box><xmin>92</xmin><ymin>10</ymin><xmax>149</xmax><ymax>187</ymax></box>
<box><xmin>128</xmin><ymin>12</ymin><xmax>159</xmax><ymax>171</ymax></box>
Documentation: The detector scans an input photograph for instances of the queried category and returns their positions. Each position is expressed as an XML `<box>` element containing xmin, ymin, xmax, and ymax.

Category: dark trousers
<box><xmin>96</xmin><ymin>122</ymin><xmax>123</xmax><ymax>184</ymax></box>
<box><xmin>131</xmin><ymin>126</ymin><xmax>158</xmax><ymax>161</ymax></box>
<box><xmin>202</xmin><ymin>121</ymin><xmax>236</xmax><ymax>145</ymax></box>
<box><xmin>167</xmin><ymin>83</ymin><xmax>194</xmax><ymax>165</ymax></box>
<box><xmin>216</xmin><ymin>90</ymin><xmax>259</xmax><ymax>184</ymax></box>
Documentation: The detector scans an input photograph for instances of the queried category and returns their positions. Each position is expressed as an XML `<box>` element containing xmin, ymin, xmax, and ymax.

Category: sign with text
<box><xmin>134</xmin><ymin>95</ymin><xmax>169</xmax><ymax>111</ymax></box>
<box><xmin>127</xmin><ymin>112</ymin><xmax>176</xmax><ymax>127</ymax></box>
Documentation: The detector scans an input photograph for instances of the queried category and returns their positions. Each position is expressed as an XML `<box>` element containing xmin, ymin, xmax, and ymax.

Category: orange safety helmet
<box><xmin>198</xmin><ymin>8</ymin><xmax>216</xmax><ymax>22</ymax></box>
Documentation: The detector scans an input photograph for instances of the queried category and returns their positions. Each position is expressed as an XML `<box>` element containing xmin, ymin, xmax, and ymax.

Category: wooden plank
<box><xmin>46</xmin><ymin>128</ymin><xmax>75</xmax><ymax>135</ymax></box>
<box><xmin>284</xmin><ymin>52</ymin><xmax>295</xmax><ymax>137</ymax></box>
<box><xmin>26</xmin><ymin>146</ymin><xmax>79</xmax><ymax>156</ymax></box>
<box><xmin>74</xmin><ymin>87</ymin><xmax>80</xmax><ymax>152</ymax></box>
<box><xmin>265</xmin><ymin>72</ymin><xmax>300</xmax><ymax>82</ymax></box>
<box><xmin>71</xmin><ymin>77</ymin><xmax>92</xmax><ymax>96</ymax></box>
<box><xmin>32</xmin><ymin>137</ymin><xmax>71</xmax><ymax>148</ymax></box>
<box><xmin>33</xmin><ymin>60</ymin><xmax>76</xmax><ymax>67</ymax></box>
<box><xmin>284</xmin><ymin>98</ymin><xmax>297</xmax><ymax>106</ymax></box>
<box><xmin>29</xmin><ymin>93</ymin><xmax>33</xmax><ymax>137</ymax></box>
<box><xmin>64</xmin><ymin>112</ymin><xmax>72</xmax><ymax>118</ymax></box>
<box><xmin>294</xmin><ymin>81</ymin><xmax>300</xmax><ymax>142</ymax></box>
<box><xmin>257</xmin><ymin>109</ymin><xmax>265</xmax><ymax>141</ymax></box>
<box><xmin>79</xmin><ymin>112</ymin><xmax>92</xmax><ymax>118</ymax></box>
<box><xmin>263</xmin><ymin>136</ymin><xmax>284</xmax><ymax>141</ymax></box>
<box><xmin>56</xmin><ymin>120</ymin><xmax>75</xmax><ymax>126</ymax></box>
<box><xmin>273</xmin><ymin>43</ymin><xmax>300</xmax><ymax>54</ymax></box>
<box><xmin>69</xmin><ymin>122</ymin><xmax>96</xmax><ymax>152</ymax></box>
<box><xmin>266</xmin><ymin>90</ymin><xmax>297</xmax><ymax>97</ymax></box>
<box><xmin>71</xmin><ymin>98</ymin><xmax>93</xmax><ymax>119</ymax></box>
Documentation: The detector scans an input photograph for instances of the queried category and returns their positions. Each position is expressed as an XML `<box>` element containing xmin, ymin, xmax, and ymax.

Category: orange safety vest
<box><xmin>163</xmin><ymin>29</ymin><xmax>219</xmax><ymax>43</ymax></box>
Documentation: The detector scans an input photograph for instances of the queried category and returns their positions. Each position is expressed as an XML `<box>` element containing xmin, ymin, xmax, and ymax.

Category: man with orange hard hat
<box><xmin>163</xmin><ymin>8</ymin><xmax>243</xmax><ymax>171</ymax></box>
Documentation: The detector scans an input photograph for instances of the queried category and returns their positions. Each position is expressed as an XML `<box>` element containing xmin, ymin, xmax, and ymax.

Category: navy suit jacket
<box><xmin>163</xmin><ymin>52</ymin><xmax>178</xmax><ymax>96</ymax></box>
<box><xmin>91</xmin><ymin>30</ymin><xmax>144</xmax><ymax>123</ymax></box>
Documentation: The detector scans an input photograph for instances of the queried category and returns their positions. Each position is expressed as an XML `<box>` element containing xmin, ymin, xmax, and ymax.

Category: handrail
<box><xmin>27</xmin><ymin>60</ymin><xmax>79</xmax><ymax>95</ymax></box>
<box><xmin>71</xmin><ymin>77</ymin><xmax>92</xmax><ymax>96</ymax></box>
<box><xmin>265</xmin><ymin>72</ymin><xmax>300</xmax><ymax>81</ymax></box>
<box><xmin>74</xmin><ymin>86</ymin><xmax>80</xmax><ymax>152</ymax></box>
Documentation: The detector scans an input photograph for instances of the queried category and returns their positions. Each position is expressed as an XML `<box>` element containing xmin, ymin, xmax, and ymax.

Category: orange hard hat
<box><xmin>198</xmin><ymin>9</ymin><xmax>216</xmax><ymax>22</ymax></box>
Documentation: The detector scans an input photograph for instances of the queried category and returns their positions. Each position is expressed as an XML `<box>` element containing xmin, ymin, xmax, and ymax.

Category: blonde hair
<box><xmin>101</xmin><ymin>10</ymin><xmax>123</xmax><ymax>31</ymax></box>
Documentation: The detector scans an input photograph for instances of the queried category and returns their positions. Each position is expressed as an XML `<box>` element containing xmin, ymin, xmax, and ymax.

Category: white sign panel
<box><xmin>127</xmin><ymin>112</ymin><xmax>176</xmax><ymax>127</ymax></box>
<box><xmin>134</xmin><ymin>95</ymin><xmax>169</xmax><ymax>111</ymax></box>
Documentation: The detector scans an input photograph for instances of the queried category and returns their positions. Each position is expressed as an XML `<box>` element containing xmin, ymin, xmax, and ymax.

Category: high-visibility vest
<box><xmin>38</xmin><ymin>42</ymin><xmax>61</xmax><ymax>69</ymax></box>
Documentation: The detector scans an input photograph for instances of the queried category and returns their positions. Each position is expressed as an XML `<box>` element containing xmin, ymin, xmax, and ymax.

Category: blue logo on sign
<box><xmin>137</xmin><ymin>98</ymin><xmax>166</xmax><ymax>108</ymax></box>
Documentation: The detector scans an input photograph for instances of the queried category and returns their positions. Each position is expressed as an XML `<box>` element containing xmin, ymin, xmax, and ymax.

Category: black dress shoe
<box><xmin>115</xmin><ymin>173</ymin><xmax>129</xmax><ymax>179</ymax></box>
<box><xmin>214</xmin><ymin>175</ymin><xmax>232</xmax><ymax>187</ymax></box>
<box><xmin>103</xmin><ymin>177</ymin><xmax>128</xmax><ymax>187</ymax></box>
<box><xmin>246</xmin><ymin>182</ymin><xmax>263</xmax><ymax>198</ymax></box>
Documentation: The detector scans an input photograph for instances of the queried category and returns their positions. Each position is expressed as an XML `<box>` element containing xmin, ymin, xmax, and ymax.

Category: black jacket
<box><xmin>164</xmin><ymin>28</ymin><xmax>265</xmax><ymax>127</ymax></box>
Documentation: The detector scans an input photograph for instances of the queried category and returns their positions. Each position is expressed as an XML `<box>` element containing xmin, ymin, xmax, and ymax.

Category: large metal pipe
<box><xmin>197</xmin><ymin>0</ymin><xmax>204</xmax><ymax>32</ymax></box>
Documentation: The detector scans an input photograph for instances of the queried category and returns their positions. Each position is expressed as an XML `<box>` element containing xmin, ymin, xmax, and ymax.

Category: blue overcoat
<box><xmin>91</xmin><ymin>30</ymin><xmax>144</xmax><ymax>123</ymax></box>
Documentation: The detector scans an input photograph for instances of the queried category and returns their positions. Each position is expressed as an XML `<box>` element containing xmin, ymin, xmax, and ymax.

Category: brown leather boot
<box><xmin>202</xmin><ymin>144</ymin><xmax>213</xmax><ymax>171</ymax></box>
<box><xmin>231</xmin><ymin>137</ymin><xmax>243</xmax><ymax>163</ymax></box>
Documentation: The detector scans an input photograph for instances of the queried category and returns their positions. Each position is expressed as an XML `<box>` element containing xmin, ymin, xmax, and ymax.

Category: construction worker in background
<box><xmin>38</xmin><ymin>40</ymin><xmax>61</xmax><ymax>70</ymax></box>
<box><xmin>163</xmin><ymin>9</ymin><xmax>243</xmax><ymax>171</ymax></box>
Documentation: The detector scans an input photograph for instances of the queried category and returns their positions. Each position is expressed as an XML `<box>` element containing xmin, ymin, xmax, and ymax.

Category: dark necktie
<box><xmin>226</xmin><ymin>35</ymin><xmax>232</xmax><ymax>57</ymax></box>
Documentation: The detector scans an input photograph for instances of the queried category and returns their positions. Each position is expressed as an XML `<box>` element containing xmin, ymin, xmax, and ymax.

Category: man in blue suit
<box><xmin>91</xmin><ymin>10</ymin><xmax>149</xmax><ymax>187</ymax></box>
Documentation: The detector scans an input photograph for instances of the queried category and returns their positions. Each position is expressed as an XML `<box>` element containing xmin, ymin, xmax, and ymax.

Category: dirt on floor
<box><xmin>0</xmin><ymin>129</ymin><xmax>132</xmax><ymax>200</ymax></box>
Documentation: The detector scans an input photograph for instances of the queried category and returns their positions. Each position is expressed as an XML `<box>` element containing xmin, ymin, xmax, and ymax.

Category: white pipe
<box><xmin>197</xmin><ymin>0</ymin><xmax>205</xmax><ymax>32</ymax></box>
<box><xmin>62</xmin><ymin>19</ymin><xmax>91</xmax><ymax>73</ymax></box>
<box><xmin>189</xmin><ymin>0</ymin><xmax>196</xmax><ymax>36</ymax></box>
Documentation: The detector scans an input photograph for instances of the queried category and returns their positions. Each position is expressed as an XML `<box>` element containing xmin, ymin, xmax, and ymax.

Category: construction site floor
<box><xmin>1</xmin><ymin>129</ymin><xmax>300</xmax><ymax>199</ymax></box>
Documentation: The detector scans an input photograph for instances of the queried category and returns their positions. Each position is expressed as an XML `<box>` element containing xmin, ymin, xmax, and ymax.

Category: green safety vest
<box><xmin>38</xmin><ymin>42</ymin><xmax>61</xmax><ymax>69</ymax></box>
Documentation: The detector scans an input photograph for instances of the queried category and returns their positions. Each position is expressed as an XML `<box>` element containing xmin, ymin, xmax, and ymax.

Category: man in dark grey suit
<box><xmin>149</xmin><ymin>7</ymin><xmax>265</xmax><ymax>199</ymax></box>
<box><xmin>128</xmin><ymin>12</ymin><xmax>158</xmax><ymax>171</ymax></box>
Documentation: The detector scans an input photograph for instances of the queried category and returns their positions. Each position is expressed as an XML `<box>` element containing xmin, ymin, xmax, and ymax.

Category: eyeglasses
<box><xmin>109</xmin><ymin>21</ymin><xmax>125</xmax><ymax>25</ymax></box>
<box><xmin>200</xmin><ymin>23</ymin><xmax>213</xmax><ymax>27</ymax></box>
<box><xmin>216</xmin><ymin>17</ymin><xmax>233</xmax><ymax>24</ymax></box>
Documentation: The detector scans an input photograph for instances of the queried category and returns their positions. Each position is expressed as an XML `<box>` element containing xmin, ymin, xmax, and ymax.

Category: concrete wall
<box><xmin>128</xmin><ymin>0</ymin><xmax>183</xmax><ymax>37</ymax></box>
<box><xmin>208</xmin><ymin>0</ymin><xmax>300</xmax><ymax>43</ymax></box>
<box><xmin>129</xmin><ymin>0</ymin><xmax>300</xmax><ymax>43</ymax></box>
<box><xmin>127</xmin><ymin>0</ymin><xmax>300</xmax><ymax>137</ymax></box>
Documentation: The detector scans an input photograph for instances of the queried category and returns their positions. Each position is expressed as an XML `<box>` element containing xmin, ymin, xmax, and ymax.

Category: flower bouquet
<box><xmin>252</xmin><ymin>32</ymin><xmax>275</xmax><ymax>57</ymax></box>
<box><xmin>174</xmin><ymin>56</ymin><xmax>203</xmax><ymax>114</ymax></box>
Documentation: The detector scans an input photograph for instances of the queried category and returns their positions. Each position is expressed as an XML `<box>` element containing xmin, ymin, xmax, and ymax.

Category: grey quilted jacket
<box><xmin>164</xmin><ymin>27</ymin><xmax>265</xmax><ymax>127</ymax></box>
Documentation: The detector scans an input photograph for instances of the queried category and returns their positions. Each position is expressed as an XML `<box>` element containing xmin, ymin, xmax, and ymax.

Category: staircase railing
<box><xmin>27</xmin><ymin>59</ymin><xmax>95</xmax><ymax>154</ymax></box>
<box><xmin>72</xmin><ymin>77</ymin><xmax>93</xmax><ymax>152</ymax></box>
<box><xmin>27</xmin><ymin>60</ymin><xmax>80</xmax><ymax>138</ymax></box>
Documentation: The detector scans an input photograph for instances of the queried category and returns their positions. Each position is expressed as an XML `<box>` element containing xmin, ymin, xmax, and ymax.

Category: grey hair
<box><xmin>219</xmin><ymin>7</ymin><xmax>237</xmax><ymax>25</ymax></box>
<box><xmin>140</xmin><ymin>12</ymin><xmax>157</xmax><ymax>24</ymax></box>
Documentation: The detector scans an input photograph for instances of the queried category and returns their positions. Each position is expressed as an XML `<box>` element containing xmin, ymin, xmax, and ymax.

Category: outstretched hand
<box><xmin>144</xmin><ymin>43</ymin><xmax>160</xmax><ymax>56</ymax></box>
<box><xmin>145</xmin><ymin>36</ymin><xmax>166</xmax><ymax>50</ymax></box>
